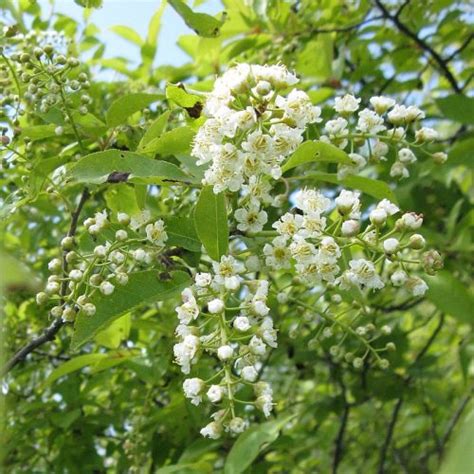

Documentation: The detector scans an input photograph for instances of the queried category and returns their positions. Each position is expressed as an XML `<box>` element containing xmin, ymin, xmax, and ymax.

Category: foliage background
<box><xmin>1</xmin><ymin>0</ymin><xmax>473</xmax><ymax>473</ymax></box>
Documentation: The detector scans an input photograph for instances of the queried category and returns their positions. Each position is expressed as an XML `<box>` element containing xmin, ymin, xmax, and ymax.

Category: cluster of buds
<box><xmin>35</xmin><ymin>210</ymin><xmax>168</xmax><ymax>322</ymax></box>
<box><xmin>173</xmin><ymin>255</ymin><xmax>276</xmax><ymax>438</ymax></box>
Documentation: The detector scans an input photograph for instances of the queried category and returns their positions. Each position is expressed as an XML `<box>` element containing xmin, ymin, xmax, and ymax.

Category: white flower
<box><xmin>272</xmin><ymin>212</ymin><xmax>303</xmax><ymax>238</ymax></box>
<box><xmin>263</xmin><ymin>236</ymin><xmax>291</xmax><ymax>269</ymax></box>
<box><xmin>195</xmin><ymin>272</ymin><xmax>212</xmax><ymax>287</ymax></box>
<box><xmin>233</xmin><ymin>316</ymin><xmax>251</xmax><ymax>332</ymax></box>
<box><xmin>383</xmin><ymin>238</ymin><xmax>399</xmax><ymax>254</ymax></box>
<box><xmin>217</xmin><ymin>345</ymin><xmax>234</xmax><ymax>361</ymax></box>
<box><xmin>398</xmin><ymin>147</ymin><xmax>417</xmax><ymax>164</ymax></box>
<box><xmin>174</xmin><ymin>334</ymin><xmax>200</xmax><ymax>374</ymax></box>
<box><xmin>319</xmin><ymin>236</ymin><xmax>341</xmax><ymax>262</ymax></box>
<box><xmin>370</xmin><ymin>96</ymin><xmax>395</xmax><ymax>114</ymax></box>
<box><xmin>200</xmin><ymin>421</ymin><xmax>222</xmax><ymax>439</ymax></box>
<box><xmin>391</xmin><ymin>270</ymin><xmax>407</xmax><ymax>286</ymax></box>
<box><xmin>276</xmin><ymin>89</ymin><xmax>321</xmax><ymax>127</ymax></box>
<box><xmin>133</xmin><ymin>248</ymin><xmax>149</xmax><ymax>263</ymax></box>
<box><xmin>341</xmin><ymin>219</ymin><xmax>360</xmax><ymax>236</ymax></box>
<box><xmin>249</xmin><ymin>336</ymin><xmax>266</xmax><ymax>356</ymax></box>
<box><xmin>335</xmin><ymin>190</ymin><xmax>361</xmax><ymax>218</ymax></box>
<box><xmin>372</xmin><ymin>140</ymin><xmax>389</xmax><ymax>158</ymax></box>
<box><xmin>183</xmin><ymin>378</ymin><xmax>204</xmax><ymax>406</ymax></box>
<box><xmin>377</xmin><ymin>199</ymin><xmax>400</xmax><ymax>216</ymax></box>
<box><xmin>176</xmin><ymin>288</ymin><xmax>200</xmax><ymax>324</ymax></box>
<box><xmin>406</xmin><ymin>277</ymin><xmax>428</xmax><ymax>296</ymax></box>
<box><xmin>115</xmin><ymin>272</ymin><xmax>128</xmax><ymax>286</ymax></box>
<box><xmin>213</xmin><ymin>255</ymin><xmax>245</xmax><ymax>289</ymax></box>
<box><xmin>370</xmin><ymin>208</ymin><xmax>388</xmax><ymax>227</ymax></box>
<box><xmin>290</xmin><ymin>236</ymin><xmax>317</xmax><ymax>264</ymax></box>
<box><xmin>388</xmin><ymin>104</ymin><xmax>425</xmax><ymax>124</ymax></box>
<box><xmin>145</xmin><ymin>220</ymin><xmax>167</xmax><ymax>246</ymax></box>
<box><xmin>235</xmin><ymin>204</ymin><xmax>268</xmax><ymax>233</ymax></box>
<box><xmin>260</xmin><ymin>317</ymin><xmax>278</xmax><ymax>348</ymax></box>
<box><xmin>252</xmin><ymin>299</ymin><xmax>270</xmax><ymax>317</ymax></box>
<box><xmin>294</xmin><ymin>188</ymin><xmax>330</xmax><ymax>215</ymax></box>
<box><xmin>390</xmin><ymin>161</ymin><xmax>410</xmax><ymax>179</ymax></box>
<box><xmin>357</xmin><ymin>108</ymin><xmax>386</xmax><ymax>134</ymax></box>
<box><xmin>207</xmin><ymin>298</ymin><xmax>224</xmax><ymax>314</ymax></box>
<box><xmin>100</xmin><ymin>281</ymin><xmax>115</xmax><ymax>295</ymax></box>
<box><xmin>416</xmin><ymin>127</ymin><xmax>438</xmax><ymax>143</ymax></box>
<box><xmin>256</xmin><ymin>393</ymin><xmax>273</xmax><ymax>417</ymax></box>
<box><xmin>334</xmin><ymin>94</ymin><xmax>361</xmax><ymax>114</ymax></box>
<box><xmin>345</xmin><ymin>259</ymin><xmax>384</xmax><ymax>290</ymax></box>
<box><xmin>399</xmin><ymin>212</ymin><xmax>423</xmax><ymax>230</ymax></box>
<box><xmin>270</xmin><ymin>123</ymin><xmax>304</xmax><ymax>158</ymax></box>
<box><xmin>207</xmin><ymin>385</ymin><xmax>224</xmax><ymax>403</ymax></box>
<box><xmin>130</xmin><ymin>210</ymin><xmax>151</xmax><ymax>230</ymax></box>
<box><xmin>242</xmin><ymin>130</ymin><xmax>273</xmax><ymax>158</ymax></box>
<box><xmin>228</xmin><ymin>417</ymin><xmax>247</xmax><ymax>435</ymax></box>
<box><xmin>241</xmin><ymin>366</ymin><xmax>258</xmax><ymax>382</ymax></box>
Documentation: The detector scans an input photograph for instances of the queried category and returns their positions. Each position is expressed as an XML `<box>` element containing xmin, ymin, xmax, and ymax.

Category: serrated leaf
<box><xmin>140</xmin><ymin>126</ymin><xmax>196</xmax><ymax>156</ymax></box>
<box><xmin>169</xmin><ymin>0</ymin><xmax>225</xmax><ymax>38</ymax></box>
<box><xmin>69</xmin><ymin>149</ymin><xmax>193</xmax><ymax>184</ymax></box>
<box><xmin>194</xmin><ymin>186</ymin><xmax>228</xmax><ymax>261</ymax></box>
<box><xmin>291</xmin><ymin>171</ymin><xmax>397</xmax><ymax>202</ymax></box>
<box><xmin>71</xmin><ymin>270</ymin><xmax>191</xmax><ymax>350</ymax></box>
<box><xmin>282</xmin><ymin>141</ymin><xmax>352</xmax><ymax>173</ymax></box>
<box><xmin>164</xmin><ymin>216</ymin><xmax>202</xmax><ymax>252</ymax></box>
<box><xmin>138</xmin><ymin>111</ymin><xmax>171</xmax><ymax>151</ymax></box>
<box><xmin>426</xmin><ymin>271</ymin><xmax>474</xmax><ymax>326</ymax></box>
<box><xmin>224</xmin><ymin>416</ymin><xmax>294</xmax><ymax>474</ymax></box>
<box><xmin>106</xmin><ymin>93</ymin><xmax>163</xmax><ymax>127</ymax></box>
<box><xmin>110</xmin><ymin>25</ymin><xmax>143</xmax><ymax>46</ymax></box>
<box><xmin>436</xmin><ymin>95</ymin><xmax>474</xmax><ymax>125</ymax></box>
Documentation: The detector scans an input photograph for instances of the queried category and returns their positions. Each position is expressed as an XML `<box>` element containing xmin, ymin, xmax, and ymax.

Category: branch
<box><xmin>1</xmin><ymin>188</ymin><xmax>90</xmax><ymax>377</ymax></box>
<box><xmin>376</xmin><ymin>313</ymin><xmax>445</xmax><ymax>473</ymax></box>
<box><xmin>445</xmin><ymin>33</ymin><xmax>473</xmax><ymax>62</ymax></box>
<box><xmin>374</xmin><ymin>0</ymin><xmax>461</xmax><ymax>93</ymax></box>
<box><xmin>333</xmin><ymin>404</ymin><xmax>350</xmax><ymax>474</ymax></box>
<box><xmin>309</xmin><ymin>15</ymin><xmax>383</xmax><ymax>35</ymax></box>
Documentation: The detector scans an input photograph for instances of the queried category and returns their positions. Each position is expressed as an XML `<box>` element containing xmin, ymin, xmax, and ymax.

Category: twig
<box><xmin>1</xmin><ymin>188</ymin><xmax>90</xmax><ymax>377</ymax></box>
<box><xmin>445</xmin><ymin>33</ymin><xmax>473</xmax><ymax>62</ymax></box>
<box><xmin>374</xmin><ymin>0</ymin><xmax>461</xmax><ymax>93</ymax></box>
<box><xmin>333</xmin><ymin>404</ymin><xmax>350</xmax><ymax>474</ymax></box>
<box><xmin>376</xmin><ymin>313</ymin><xmax>445</xmax><ymax>473</ymax></box>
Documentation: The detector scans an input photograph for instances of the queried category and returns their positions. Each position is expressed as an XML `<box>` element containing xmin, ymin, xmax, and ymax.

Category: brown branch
<box><xmin>377</xmin><ymin>313</ymin><xmax>445</xmax><ymax>473</ymax></box>
<box><xmin>1</xmin><ymin>188</ymin><xmax>90</xmax><ymax>377</ymax></box>
<box><xmin>445</xmin><ymin>33</ymin><xmax>474</xmax><ymax>62</ymax></box>
<box><xmin>374</xmin><ymin>0</ymin><xmax>461</xmax><ymax>93</ymax></box>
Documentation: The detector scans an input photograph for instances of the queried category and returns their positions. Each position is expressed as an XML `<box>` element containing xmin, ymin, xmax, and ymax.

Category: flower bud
<box><xmin>353</xmin><ymin>357</ymin><xmax>364</xmax><ymax>369</ymax></box>
<box><xmin>397</xmin><ymin>212</ymin><xmax>423</xmax><ymax>230</ymax></box>
<box><xmin>100</xmin><ymin>281</ymin><xmax>115</xmax><ymax>295</ymax></box>
<box><xmin>48</xmin><ymin>258</ymin><xmax>62</xmax><ymax>274</ymax></box>
<box><xmin>117</xmin><ymin>212</ymin><xmax>130</xmax><ymax>225</ymax></box>
<box><xmin>228</xmin><ymin>417</ymin><xmax>247</xmax><ymax>435</ymax></box>
<box><xmin>61</xmin><ymin>236</ymin><xmax>75</xmax><ymax>250</ymax></box>
<box><xmin>409</xmin><ymin>233</ymin><xmax>426</xmax><ymax>249</ymax></box>
<box><xmin>115</xmin><ymin>272</ymin><xmax>129</xmax><ymax>286</ymax></box>
<box><xmin>69</xmin><ymin>269</ymin><xmax>83</xmax><ymax>282</ymax></box>
<box><xmin>370</xmin><ymin>208</ymin><xmax>387</xmax><ymax>226</ymax></box>
<box><xmin>62</xmin><ymin>306</ymin><xmax>76</xmax><ymax>322</ymax></box>
<box><xmin>94</xmin><ymin>245</ymin><xmax>107</xmax><ymax>258</ymax></box>
<box><xmin>432</xmin><ymin>152</ymin><xmax>448</xmax><ymax>164</ymax></box>
<box><xmin>55</xmin><ymin>126</ymin><xmax>64</xmax><ymax>136</ymax></box>
<box><xmin>233</xmin><ymin>316</ymin><xmax>250</xmax><ymax>332</ymax></box>
<box><xmin>390</xmin><ymin>270</ymin><xmax>407</xmax><ymax>286</ymax></box>
<box><xmin>423</xmin><ymin>250</ymin><xmax>443</xmax><ymax>275</ymax></box>
<box><xmin>36</xmin><ymin>292</ymin><xmax>48</xmax><ymax>305</ymax></box>
<box><xmin>83</xmin><ymin>303</ymin><xmax>96</xmax><ymax>316</ymax></box>
<box><xmin>378</xmin><ymin>358</ymin><xmax>390</xmax><ymax>369</ymax></box>
<box><xmin>341</xmin><ymin>219</ymin><xmax>360</xmax><ymax>236</ymax></box>
<box><xmin>241</xmin><ymin>365</ymin><xmax>258</xmax><ymax>382</ymax></box>
<box><xmin>207</xmin><ymin>385</ymin><xmax>224</xmax><ymax>403</ymax></box>
<box><xmin>383</xmin><ymin>238</ymin><xmax>399</xmax><ymax>254</ymax></box>
<box><xmin>381</xmin><ymin>325</ymin><xmax>392</xmax><ymax>335</ymax></box>
<box><xmin>89</xmin><ymin>274</ymin><xmax>102</xmax><ymax>286</ymax></box>
<box><xmin>51</xmin><ymin>305</ymin><xmax>63</xmax><ymax>318</ymax></box>
<box><xmin>217</xmin><ymin>345</ymin><xmax>234</xmax><ymax>361</ymax></box>
<box><xmin>45</xmin><ymin>281</ymin><xmax>60</xmax><ymax>295</ymax></box>
<box><xmin>208</xmin><ymin>298</ymin><xmax>225</xmax><ymax>314</ymax></box>
<box><xmin>386</xmin><ymin>342</ymin><xmax>396</xmax><ymax>352</ymax></box>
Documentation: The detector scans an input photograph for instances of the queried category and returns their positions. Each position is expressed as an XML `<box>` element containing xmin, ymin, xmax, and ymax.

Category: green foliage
<box><xmin>194</xmin><ymin>186</ymin><xmax>229</xmax><ymax>260</ymax></box>
<box><xmin>1</xmin><ymin>0</ymin><xmax>473</xmax><ymax>473</ymax></box>
<box><xmin>72</xmin><ymin>270</ymin><xmax>191</xmax><ymax>349</ymax></box>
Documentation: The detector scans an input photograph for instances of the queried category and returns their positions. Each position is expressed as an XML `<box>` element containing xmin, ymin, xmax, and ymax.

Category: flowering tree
<box><xmin>1</xmin><ymin>1</ymin><xmax>473</xmax><ymax>473</ymax></box>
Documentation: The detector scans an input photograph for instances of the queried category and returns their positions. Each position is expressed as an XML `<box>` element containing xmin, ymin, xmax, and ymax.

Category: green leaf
<box><xmin>164</xmin><ymin>216</ymin><xmax>202</xmax><ymax>252</ymax></box>
<box><xmin>110</xmin><ymin>25</ymin><xmax>143</xmax><ymax>46</ymax></box>
<box><xmin>95</xmin><ymin>314</ymin><xmax>131</xmax><ymax>349</ymax></box>
<box><xmin>436</xmin><ymin>95</ymin><xmax>474</xmax><ymax>125</ymax></box>
<box><xmin>426</xmin><ymin>271</ymin><xmax>474</xmax><ymax>326</ymax></box>
<box><xmin>282</xmin><ymin>141</ymin><xmax>352</xmax><ymax>173</ymax></box>
<box><xmin>140</xmin><ymin>126</ymin><xmax>196</xmax><ymax>156</ymax></box>
<box><xmin>169</xmin><ymin>0</ymin><xmax>225</xmax><ymax>37</ymax></box>
<box><xmin>106</xmin><ymin>93</ymin><xmax>163</xmax><ymax>127</ymax></box>
<box><xmin>194</xmin><ymin>186</ymin><xmax>228</xmax><ymax>261</ymax></box>
<box><xmin>166</xmin><ymin>83</ymin><xmax>202</xmax><ymax>108</ymax></box>
<box><xmin>224</xmin><ymin>417</ymin><xmax>293</xmax><ymax>474</ymax></box>
<box><xmin>447</xmin><ymin>137</ymin><xmax>474</xmax><ymax>167</ymax></box>
<box><xmin>71</xmin><ymin>270</ymin><xmax>191</xmax><ymax>350</ymax></box>
<box><xmin>69</xmin><ymin>149</ymin><xmax>193</xmax><ymax>185</ymax></box>
<box><xmin>295</xmin><ymin>36</ymin><xmax>333</xmax><ymax>81</ymax></box>
<box><xmin>291</xmin><ymin>171</ymin><xmax>397</xmax><ymax>202</ymax></box>
<box><xmin>43</xmin><ymin>354</ymin><xmax>108</xmax><ymax>385</ymax></box>
<box><xmin>74</xmin><ymin>0</ymin><xmax>103</xmax><ymax>8</ymax></box>
<box><xmin>138</xmin><ymin>111</ymin><xmax>171</xmax><ymax>151</ymax></box>
<box><xmin>141</xmin><ymin>1</ymin><xmax>166</xmax><ymax>64</ymax></box>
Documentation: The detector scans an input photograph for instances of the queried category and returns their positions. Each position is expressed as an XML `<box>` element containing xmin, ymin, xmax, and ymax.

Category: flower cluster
<box><xmin>321</xmin><ymin>94</ymin><xmax>445</xmax><ymax>178</ymax></box>
<box><xmin>267</xmin><ymin>188</ymin><xmax>442</xmax><ymax>298</ymax></box>
<box><xmin>35</xmin><ymin>210</ymin><xmax>168</xmax><ymax>322</ymax></box>
<box><xmin>192</xmin><ymin>64</ymin><xmax>321</xmax><ymax>233</ymax></box>
<box><xmin>173</xmin><ymin>255</ymin><xmax>277</xmax><ymax>438</ymax></box>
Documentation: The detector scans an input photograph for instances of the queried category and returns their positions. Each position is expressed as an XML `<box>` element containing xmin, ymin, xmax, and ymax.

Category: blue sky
<box><xmin>38</xmin><ymin>0</ymin><xmax>223</xmax><ymax>66</ymax></box>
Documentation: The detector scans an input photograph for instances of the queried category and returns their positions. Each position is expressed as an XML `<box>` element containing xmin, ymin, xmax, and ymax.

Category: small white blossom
<box><xmin>217</xmin><ymin>345</ymin><xmax>234</xmax><ymax>361</ymax></box>
<box><xmin>334</xmin><ymin>94</ymin><xmax>361</xmax><ymax>114</ymax></box>
<box><xmin>208</xmin><ymin>298</ymin><xmax>225</xmax><ymax>314</ymax></box>
<box><xmin>183</xmin><ymin>378</ymin><xmax>204</xmax><ymax>406</ymax></box>
<box><xmin>207</xmin><ymin>385</ymin><xmax>224</xmax><ymax>403</ymax></box>
<box><xmin>233</xmin><ymin>316</ymin><xmax>251</xmax><ymax>332</ymax></box>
